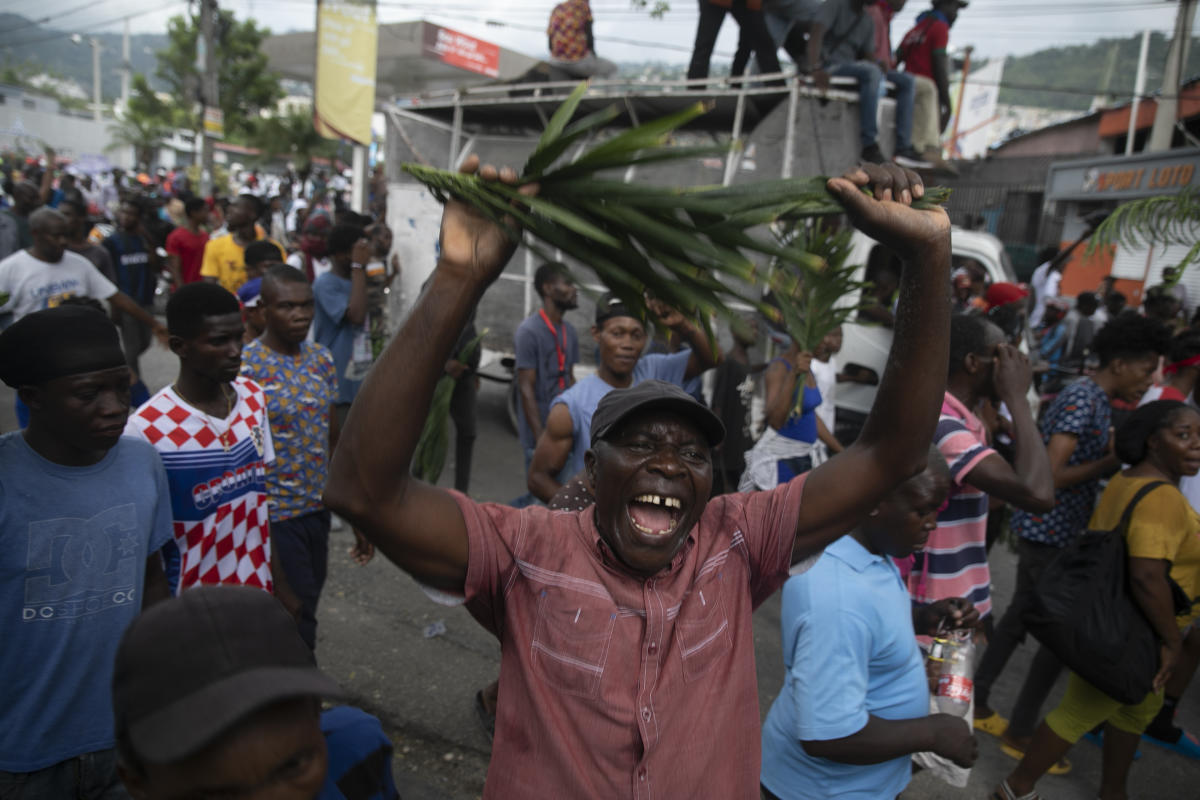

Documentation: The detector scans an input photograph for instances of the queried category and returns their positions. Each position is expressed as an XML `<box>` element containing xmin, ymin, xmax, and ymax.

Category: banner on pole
<box><xmin>314</xmin><ymin>0</ymin><xmax>378</xmax><ymax>145</ymax></box>
<box><xmin>203</xmin><ymin>106</ymin><xmax>224</xmax><ymax>139</ymax></box>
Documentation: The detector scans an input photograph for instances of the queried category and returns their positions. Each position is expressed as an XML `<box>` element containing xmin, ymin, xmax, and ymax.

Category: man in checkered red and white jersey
<box><xmin>125</xmin><ymin>283</ymin><xmax>298</xmax><ymax>613</ymax></box>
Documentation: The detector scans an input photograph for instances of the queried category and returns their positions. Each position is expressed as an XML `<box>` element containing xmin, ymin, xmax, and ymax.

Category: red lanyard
<box><xmin>538</xmin><ymin>309</ymin><xmax>567</xmax><ymax>391</ymax></box>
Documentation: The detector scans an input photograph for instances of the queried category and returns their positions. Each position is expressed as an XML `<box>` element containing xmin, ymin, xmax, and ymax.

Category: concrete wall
<box><xmin>0</xmin><ymin>104</ymin><xmax>133</xmax><ymax>169</ymax></box>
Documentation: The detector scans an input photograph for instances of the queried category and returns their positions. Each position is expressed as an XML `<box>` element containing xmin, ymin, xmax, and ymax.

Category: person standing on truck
<box><xmin>896</xmin><ymin>0</ymin><xmax>967</xmax><ymax>162</ymax></box>
<box><xmin>547</xmin><ymin>0</ymin><xmax>618</xmax><ymax>78</ymax></box>
<box><xmin>688</xmin><ymin>0</ymin><xmax>784</xmax><ymax>84</ymax></box>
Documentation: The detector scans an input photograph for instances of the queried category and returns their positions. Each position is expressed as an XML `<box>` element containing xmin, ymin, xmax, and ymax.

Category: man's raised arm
<box><xmin>791</xmin><ymin>164</ymin><xmax>952</xmax><ymax>560</ymax></box>
<box><xmin>324</xmin><ymin>158</ymin><xmax>532</xmax><ymax>591</ymax></box>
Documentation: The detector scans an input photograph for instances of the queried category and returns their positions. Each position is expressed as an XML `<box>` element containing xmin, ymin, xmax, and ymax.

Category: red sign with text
<box><xmin>422</xmin><ymin>23</ymin><xmax>500</xmax><ymax>78</ymax></box>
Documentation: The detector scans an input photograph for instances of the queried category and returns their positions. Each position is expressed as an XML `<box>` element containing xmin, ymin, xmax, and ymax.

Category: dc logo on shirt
<box><xmin>22</xmin><ymin>504</ymin><xmax>141</xmax><ymax>621</ymax></box>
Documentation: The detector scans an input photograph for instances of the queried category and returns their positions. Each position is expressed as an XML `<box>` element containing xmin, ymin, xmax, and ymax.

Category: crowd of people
<box><xmin>4</xmin><ymin>144</ymin><xmax>1198</xmax><ymax>800</ymax></box>
<box><xmin>1</xmin><ymin>8</ymin><xmax>1199</xmax><ymax>797</ymax></box>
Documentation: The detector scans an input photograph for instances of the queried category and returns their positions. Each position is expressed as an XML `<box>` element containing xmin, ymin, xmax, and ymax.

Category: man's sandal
<box><xmin>991</xmin><ymin>779</ymin><xmax>1041</xmax><ymax>800</ymax></box>
<box><xmin>999</xmin><ymin>742</ymin><xmax>1072</xmax><ymax>775</ymax></box>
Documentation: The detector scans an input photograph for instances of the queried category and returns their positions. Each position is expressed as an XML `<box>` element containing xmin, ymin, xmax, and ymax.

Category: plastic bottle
<box><xmin>933</xmin><ymin>629</ymin><xmax>975</xmax><ymax>717</ymax></box>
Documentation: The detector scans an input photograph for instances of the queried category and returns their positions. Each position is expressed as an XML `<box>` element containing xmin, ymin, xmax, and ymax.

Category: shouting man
<box><xmin>325</xmin><ymin>158</ymin><xmax>950</xmax><ymax>798</ymax></box>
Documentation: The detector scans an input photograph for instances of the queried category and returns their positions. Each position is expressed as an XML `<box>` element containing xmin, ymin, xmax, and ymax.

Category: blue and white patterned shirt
<box><xmin>1012</xmin><ymin>377</ymin><xmax>1111</xmax><ymax>547</ymax></box>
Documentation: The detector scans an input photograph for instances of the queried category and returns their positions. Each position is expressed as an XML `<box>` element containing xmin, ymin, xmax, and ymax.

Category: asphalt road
<box><xmin>4</xmin><ymin>336</ymin><xmax>1197</xmax><ymax>799</ymax></box>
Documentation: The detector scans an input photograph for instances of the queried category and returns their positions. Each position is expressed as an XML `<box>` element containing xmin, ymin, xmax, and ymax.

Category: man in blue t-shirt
<box><xmin>313</xmin><ymin>224</ymin><xmax>371</xmax><ymax>426</ymax></box>
<box><xmin>761</xmin><ymin>447</ymin><xmax>976</xmax><ymax>800</ymax></box>
<box><xmin>973</xmin><ymin>313</ymin><xmax>1170</xmax><ymax>756</ymax></box>
<box><xmin>527</xmin><ymin>292</ymin><xmax>720</xmax><ymax>503</ymax></box>
<box><xmin>513</xmin><ymin>263</ymin><xmax>580</xmax><ymax>486</ymax></box>
<box><xmin>0</xmin><ymin>305</ymin><xmax>171</xmax><ymax>795</ymax></box>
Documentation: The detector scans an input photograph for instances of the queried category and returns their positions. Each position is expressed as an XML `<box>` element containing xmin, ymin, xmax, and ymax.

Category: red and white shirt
<box><xmin>124</xmin><ymin>377</ymin><xmax>275</xmax><ymax>594</ymax></box>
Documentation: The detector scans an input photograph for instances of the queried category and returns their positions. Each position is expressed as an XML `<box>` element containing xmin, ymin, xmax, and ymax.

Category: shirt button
<box><xmin>639</xmin><ymin>769</ymin><xmax>647</xmax><ymax>781</ymax></box>
<box><xmin>641</xmin><ymin>707</ymin><xmax>652</xmax><ymax>721</ymax></box>
<box><xmin>647</xmin><ymin>642</ymin><xmax>658</xmax><ymax>655</ymax></box>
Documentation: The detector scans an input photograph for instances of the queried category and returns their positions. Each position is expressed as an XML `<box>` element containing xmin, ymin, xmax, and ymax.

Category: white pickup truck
<box><xmin>833</xmin><ymin>227</ymin><xmax>1020</xmax><ymax>442</ymax></box>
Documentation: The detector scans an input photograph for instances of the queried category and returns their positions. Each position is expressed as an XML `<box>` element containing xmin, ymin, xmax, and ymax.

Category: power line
<box><xmin>0</xmin><ymin>1</ymin><xmax>186</xmax><ymax>48</ymax></box>
<box><xmin>0</xmin><ymin>0</ymin><xmax>108</xmax><ymax>39</ymax></box>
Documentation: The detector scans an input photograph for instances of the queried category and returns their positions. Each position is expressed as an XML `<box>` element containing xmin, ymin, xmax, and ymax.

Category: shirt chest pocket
<box><xmin>673</xmin><ymin>575</ymin><xmax>733</xmax><ymax>683</ymax></box>
<box><xmin>531</xmin><ymin>588</ymin><xmax>617</xmax><ymax>699</ymax></box>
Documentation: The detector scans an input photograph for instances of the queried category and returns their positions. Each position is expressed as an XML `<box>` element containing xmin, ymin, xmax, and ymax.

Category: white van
<box><xmin>833</xmin><ymin>227</ymin><xmax>1020</xmax><ymax>442</ymax></box>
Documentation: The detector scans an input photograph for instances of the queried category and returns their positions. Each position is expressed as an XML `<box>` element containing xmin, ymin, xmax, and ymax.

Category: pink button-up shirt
<box><xmin>452</xmin><ymin>475</ymin><xmax>808</xmax><ymax>799</ymax></box>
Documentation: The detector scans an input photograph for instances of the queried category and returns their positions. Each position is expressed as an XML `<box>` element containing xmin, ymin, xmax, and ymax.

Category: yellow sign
<box><xmin>314</xmin><ymin>0</ymin><xmax>378</xmax><ymax>145</ymax></box>
<box><xmin>203</xmin><ymin>106</ymin><xmax>224</xmax><ymax>139</ymax></box>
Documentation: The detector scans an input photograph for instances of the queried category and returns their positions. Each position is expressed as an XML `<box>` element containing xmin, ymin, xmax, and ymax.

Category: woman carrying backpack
<box><xmin>993</xmin><ymin>399</ymin><xmax>1200</xmax><ymax>800</ymax></box>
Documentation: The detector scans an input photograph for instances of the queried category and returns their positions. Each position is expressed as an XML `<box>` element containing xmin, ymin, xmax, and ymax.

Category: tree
<box><xmin>1088</xmin><ymin>187</ymin><xmax>1200</xmax><ymax>275</ymax></box>
<box><xmin>107</xmin><ymin>113</ymin><xmax>169</xmax><ymax>169</ymax></box>
<box><xmin>248</xmin><ymin>109</ymin><xmax>339</xmax><ymax>183</ymax></box>
<box><xmin>152</xmin><ymin>9</ymin><xmax>283</xmax><ymax>140</ymax></box>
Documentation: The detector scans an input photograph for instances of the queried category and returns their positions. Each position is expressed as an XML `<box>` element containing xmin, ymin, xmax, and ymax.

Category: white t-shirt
<box><xmin>1029</xmin><ymin>262</ymin><xmax>1061</xmax><ymax>328</ymax></box>
<box><xmin>286</xmin><ymin>251</ymin><xmax>332</xmax><ymax>282</ymax></box>
<box><xmin>811</xmin><ymin>355</ymin><xmax>838</xmax><ymax>434</ymax></box>
<box><xmin>0</xmin><ymin>249</ymin><xmax>118</xmax><ymax>323</ymax></box>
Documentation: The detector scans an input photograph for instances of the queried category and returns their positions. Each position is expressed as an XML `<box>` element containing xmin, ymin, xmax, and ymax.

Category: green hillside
<box><xmin>995</xmin><ymin>33</ymin><xmax>1200</xmax><ymax>111</ymax></box>
<box><xmin>0</xmin><ymin>12</ymin><xmax>169</xmax><ymax>102</ymax></box>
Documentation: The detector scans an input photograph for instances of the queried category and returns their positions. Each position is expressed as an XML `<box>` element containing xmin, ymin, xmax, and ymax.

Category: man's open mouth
<box><xmin>627</xmin><ymin>493</ymin><xmax>683</xmax><ymax>537</ymax></box>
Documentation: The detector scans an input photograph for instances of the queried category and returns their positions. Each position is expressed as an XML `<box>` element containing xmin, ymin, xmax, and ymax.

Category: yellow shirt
<box><xmin>199</xmin><ymin>226</ymin><xmax>283</xmax><ymax>293</ymax></box>
<box><xmin>1090</xmin><ymin>473</ymin><xmax>1200</xmax><ymax>626</ymax></box>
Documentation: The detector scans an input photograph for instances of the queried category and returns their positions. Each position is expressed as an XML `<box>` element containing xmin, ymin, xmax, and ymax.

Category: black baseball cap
<box><xmin>112</xmin><ymin>585</ymin><xmax>344</xmax><ymax>764</ymax></box>
<box><xmin>590</xmin><ymin>380</ymin><xmax>725</xmax><ymax>447</ymax></box>
<box><xmin>595</xmin><ymin>292</ymin><xmax>641</xmax><ymax>326</ymax></box>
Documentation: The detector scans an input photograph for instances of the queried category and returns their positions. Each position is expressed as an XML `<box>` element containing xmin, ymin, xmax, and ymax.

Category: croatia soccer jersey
<box><xmin>125</xmin><ymin>377</ymin><xmax>275</xmax><ymax>594</ymax></box>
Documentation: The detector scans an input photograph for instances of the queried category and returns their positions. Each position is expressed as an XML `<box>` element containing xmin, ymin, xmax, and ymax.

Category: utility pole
<box><xmin>91</xmin><ymin>37</ymin><xmax>102</xmax><ymax>122</ymax></box>
<box><xmin>199</xmin><ymin>0</ymin><xmax>219</xmax><ymax>196</ymax></box>
<box><xmin>1126</xmin><ymin>29</ymin><xmax>1151</xmax><ymax>156</ymax></box>
<box><xmin>1148</xmin><ymin>0</ymin><xmax>1198</xmax><ymax>152</ymax></box>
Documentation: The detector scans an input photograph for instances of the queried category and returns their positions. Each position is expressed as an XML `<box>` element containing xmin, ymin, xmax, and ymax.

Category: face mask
<box><xmin>303</xmin><ymin>236</ymin><xmax>328</xmax><ymax>258</ymax></box>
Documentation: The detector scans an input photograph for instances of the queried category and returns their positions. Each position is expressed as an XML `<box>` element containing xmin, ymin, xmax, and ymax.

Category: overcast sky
<box><xmin>11</xmin><ymin>0</ymin><xmax>1195</xmax><ymax>65</ymax></box>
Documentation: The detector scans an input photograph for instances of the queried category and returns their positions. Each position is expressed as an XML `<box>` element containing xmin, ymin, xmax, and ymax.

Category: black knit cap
<box><xmin>0</xmin><ymin>305</ymin><xmax>126</xmax><ymax>388</ymax></box>
<box><xmin>112</xmin><ymin>585</ymin><xmax>344</xmax><ymax>764</ymax></box>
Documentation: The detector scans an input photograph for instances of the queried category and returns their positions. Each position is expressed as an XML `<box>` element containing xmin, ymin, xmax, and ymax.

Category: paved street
<box><xmin>4</xmin><ymin>334</ymin><xmax>1197</xmax><ymax>799</ymax></box>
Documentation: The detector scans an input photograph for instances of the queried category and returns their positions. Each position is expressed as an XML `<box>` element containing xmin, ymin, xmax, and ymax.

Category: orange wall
<box><xmin>1058</xmin><ymin>242</ymin><xmax>1148</xmax><ymax>304</ymax></box>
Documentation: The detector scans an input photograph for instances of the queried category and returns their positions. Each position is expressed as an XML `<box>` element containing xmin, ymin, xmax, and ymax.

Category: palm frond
<box><xmin>400</xmin><ymin>81</ymin><xmax>950</xmax><ymax>348</ymax></box>
<box><xmin>1088</xmin><ymin>187</ymin><xmax>1200</xmax><ymax>277</ymax></box>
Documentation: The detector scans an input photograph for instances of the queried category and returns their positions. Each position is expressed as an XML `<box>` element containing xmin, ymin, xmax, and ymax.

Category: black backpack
<box><xmin>1024</xmin><ymin>481</ymin><xmax>1192</xmax><ymax>705</ymax></box>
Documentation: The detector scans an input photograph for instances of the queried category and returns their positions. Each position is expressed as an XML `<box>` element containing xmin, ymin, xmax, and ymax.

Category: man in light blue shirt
<box><xmin>761</xmin><ymin>446</ymin><xmax>977</xmax><ymax>799</ymax></box>
<box><xmin>527</xmin><ymin>292</ymin><xmax>719</xmax><ymax>502</ymax></box>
